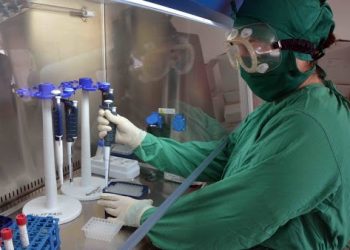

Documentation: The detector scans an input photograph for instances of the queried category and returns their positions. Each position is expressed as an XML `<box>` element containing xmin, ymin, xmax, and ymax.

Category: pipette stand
<box><xmin>61</xmin><ymin>78</ymin><xmax>105</xmax><ymax>201</ymax></box>
<box><xmin>18</xmin><ymin>83</ymin><xmax>82</xmax><ymax>225</ymax></box>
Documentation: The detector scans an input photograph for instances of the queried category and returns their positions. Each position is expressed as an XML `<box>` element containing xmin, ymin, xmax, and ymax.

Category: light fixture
<box><xmin>110</xmin><ymin>0</ymin><xmax>233</xmax><ymax>30</ymax></box>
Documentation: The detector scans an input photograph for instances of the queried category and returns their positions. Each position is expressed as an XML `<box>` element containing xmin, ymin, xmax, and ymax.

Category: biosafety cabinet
<box><xmin>0</xmin><ymin>0</ymin><xmax>249</xmax><ymax>248</ymax></box>
<box><xmin>0</xmin><ymin>0</ymin><xmax>349</xmax><ymax>249</ymax></box>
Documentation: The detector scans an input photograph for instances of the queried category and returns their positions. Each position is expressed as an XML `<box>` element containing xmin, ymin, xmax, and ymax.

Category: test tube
<box><xmin>1</xmin><ymin>228</ymin><xmax>14</xmax><ymax>250</ymax></box>
<box><xmin>16</xmin><ymin>213</ymin><xmax>29</xmax><ymax>248</ymax></box>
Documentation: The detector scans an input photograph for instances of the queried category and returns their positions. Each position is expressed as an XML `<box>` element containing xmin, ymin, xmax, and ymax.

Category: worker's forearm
<box><xmin>134</xmin><ymin>133</ymin><xmax>228</xmax><ymax>182</ymax></box>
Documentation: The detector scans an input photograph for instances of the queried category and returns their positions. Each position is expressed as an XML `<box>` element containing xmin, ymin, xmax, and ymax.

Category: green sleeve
<box><xmin>134</xmin><ymin>133</ymin><xmax>233</xmax><ymax>182</ymax></box>
<box><xmin>140</xmin><ymin>112</ymin><xmax>340</xmax><ymax>249</ymax></box>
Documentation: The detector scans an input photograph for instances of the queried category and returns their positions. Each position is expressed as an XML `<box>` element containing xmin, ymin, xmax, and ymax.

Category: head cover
<box><xmin>230</xmin><ymin>0</ymin><xmax>334</xmax><ymax>101</ymax></box>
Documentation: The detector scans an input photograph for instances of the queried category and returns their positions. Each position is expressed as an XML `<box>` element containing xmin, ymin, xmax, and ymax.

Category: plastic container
<box><xmin>103</xmin><ymin>181</ymin><xmax>149</xmax><ymax>199</ymax></box>
<box><xmin>111</xmin><ymin>143</ymin><xmax>135</xmax><ymax>159</ymax></box>
<box><xmin>91</xmin><ymin>155</ymin><xmax>140</xmax><ymax>179</ymax></box>
<box><xmin>81</xmin><ymin>217</ymin><xmax>123</xmax><ymax>242</ymax></box>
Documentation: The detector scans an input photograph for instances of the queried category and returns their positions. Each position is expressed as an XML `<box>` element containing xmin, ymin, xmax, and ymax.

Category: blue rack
<box><xmin>0</xmin><ymin>215</ymin><xmax>13</xmax><ymax>230</ymax></box>
<box><xmin>0</xmin><ymin>215</ymin><xmax>60</xmax><ymax>250</ymax></box>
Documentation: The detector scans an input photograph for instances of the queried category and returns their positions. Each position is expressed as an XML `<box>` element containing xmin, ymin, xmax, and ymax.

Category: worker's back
<box><xmin>255</xmin><ymin>82</ymin><xmax>350</xmax><ymax>249</ymax></box>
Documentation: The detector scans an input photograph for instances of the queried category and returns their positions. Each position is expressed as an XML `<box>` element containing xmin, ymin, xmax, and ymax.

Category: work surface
<box><xmin>9</xmin><ymin>166</ymin><xmax>181</xmax><ymax>250</ymax></box>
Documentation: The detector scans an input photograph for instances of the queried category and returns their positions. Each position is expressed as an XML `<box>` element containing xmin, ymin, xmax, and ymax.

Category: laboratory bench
<box><xmin>6</xmin><ymin>165</ymin><xmax>182</xmax><ymax>250</ymax></box>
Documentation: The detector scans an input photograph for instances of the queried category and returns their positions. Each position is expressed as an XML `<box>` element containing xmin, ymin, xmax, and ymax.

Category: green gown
<box><xmin>134</xmin><ymin>82</ymin><xmax>350</xmax><ymax>250</ymax></box>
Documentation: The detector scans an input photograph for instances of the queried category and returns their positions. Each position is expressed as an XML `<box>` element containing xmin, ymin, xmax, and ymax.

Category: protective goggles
<box><xmin>226</xmin><ymin>23</ymin><xmax>325</xmax><ymax>74</ymax></box>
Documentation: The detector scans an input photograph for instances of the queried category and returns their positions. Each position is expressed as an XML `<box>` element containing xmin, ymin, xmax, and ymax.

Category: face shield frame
<box><xmin>225</xmin><ymin>22</ymin><xmax>326</xmax><ymax>74</ymax></box>
<box><xmin>225</xmin><ymin>23</ymin><xmax>282</xmax><ymax>74</ymax></box>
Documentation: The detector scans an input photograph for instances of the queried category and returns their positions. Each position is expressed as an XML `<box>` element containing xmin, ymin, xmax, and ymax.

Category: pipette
<box><xmin>103</xmin><ymin>88</ymin><xmax>114</xmax><ymax>102</ymax></box>
<box><xmin>97</xmin><ymin>82</ymin><xmax>112</xmax><ymax>102</ymax></box>
<box><xmin>52</xmin><ymin>90</ymin><xmax>64</xmax><ymax>186</ymax></box>
<box><xmin>64</xmin><ymin>99</ymin><xmax>78</xmax><ymax>183</ymax></box>
<box><xmin>102</xmin><ymin>100</ymin><xmax>116</xmax><ymax>186</ymax></box>
<box><xmin>97</xmin><ymin>82</ymin><xmax>113</xmax><ymax>157</ymax></box>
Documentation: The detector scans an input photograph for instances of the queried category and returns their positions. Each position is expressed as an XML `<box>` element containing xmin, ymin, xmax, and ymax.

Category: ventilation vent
<box><xmin>0</xmin><ymin>160</ymin><xmax>80</xmax><ymax>213</ymax></box>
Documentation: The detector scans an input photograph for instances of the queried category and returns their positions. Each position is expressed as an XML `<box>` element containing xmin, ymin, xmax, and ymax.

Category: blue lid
<box><xmin>60</xmin><ymin>81</ymin><xmax>72</xmax><ymax>88</ymax></box>
<box><xmin>16</xmin><ymin>88</ymin><xmax>32</xmax><ymax>98</ymax></box>
<box><xmin>172</xmin><ymin>113</ymin><xmax>186</xmax><ymax>132</ymax></box>
<box><xmin>61</xmin><ymin>87</ymin><xmax>75</xmax><ymax>98</ymax></box>
<box><xmin>61</xmin><ymin>80</ymin><xmax>80</xmax><ymax>90</ymax></box>
<box><xmin>98</xmin><ymin>82</ymin><xmax>111</xmax><ymax>92</ymax></box>
<box><xmin>146</xmin><ymin>112</ymin><xmax>163</xmax><ymax>128</ymax></box>
<box><xmin>34</xmin><ymin>83</ymin><xmax>56</xmax><ymax>99</ymax></box>
<box><xmin>79</xmin><ymin>77</ymin><xmax>97</xmax><ymax>91</ymax></box>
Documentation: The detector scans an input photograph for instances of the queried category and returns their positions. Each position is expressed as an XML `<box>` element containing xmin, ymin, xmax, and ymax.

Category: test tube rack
<box><xmin>0</xmin><ymin>215</ymin><xmax>60</xmax><ymax>250</ymax></box>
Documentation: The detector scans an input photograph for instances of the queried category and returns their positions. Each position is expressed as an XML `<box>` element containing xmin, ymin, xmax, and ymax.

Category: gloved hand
<box><xmin>97</xmin><ymin>109</ymin><xmax>147</xmax><ymax>149</ymax></box>
<box><xmin>97</xmin><ymin>193</ymin><xmax>154</xmax><ymax>227</ymax></box>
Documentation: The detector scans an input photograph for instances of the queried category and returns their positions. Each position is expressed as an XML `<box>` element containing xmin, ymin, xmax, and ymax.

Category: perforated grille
<box><xmin>0</xmin><ymin>160</ymin><xmax>80</xmax><ymax>213</ymax></box>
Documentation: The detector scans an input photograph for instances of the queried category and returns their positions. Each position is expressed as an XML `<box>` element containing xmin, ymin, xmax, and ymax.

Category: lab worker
<box><xmin>97</xmin><ymin>0</ymin><xmax>350</xmax><ymax>249</ymax></box>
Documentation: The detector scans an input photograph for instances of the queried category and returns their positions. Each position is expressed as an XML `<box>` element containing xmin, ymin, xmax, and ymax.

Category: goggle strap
<box><xmin>272</xmin><ymin>39</ymin><xmax>325</xmax><ymax>60</ymax></box>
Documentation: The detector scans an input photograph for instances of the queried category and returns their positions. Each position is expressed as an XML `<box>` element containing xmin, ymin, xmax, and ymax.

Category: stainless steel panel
<box><xmin>0</xmin><ymin>0</ymin><xmax>104</xmax><ymax>211</ymax></box>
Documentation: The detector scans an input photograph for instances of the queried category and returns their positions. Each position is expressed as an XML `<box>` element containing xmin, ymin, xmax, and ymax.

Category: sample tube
<box><xmin>1</xmin><ymin>228</ymin><xmax>14</xmax><ymax>250</ymax></box>
<box><xmin>16</xmin><ymin>213</ymin><xmax>29</xmax><ymax>248</ymax></box>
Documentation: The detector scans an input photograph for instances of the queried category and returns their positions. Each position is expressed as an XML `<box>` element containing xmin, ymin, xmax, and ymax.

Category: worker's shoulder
<box><xmin>278</xmin><ymin>85</ymin><xmax>350</xmax><ymax>166</ymax></box>
<box><xmin>260</xmin><ymin>85</ymin><xmax>349</xmax><ymax>139</ymax></box>
<box><xmin>278</xmin><ymin>84</ymin><xmax>349</xmax><ymax>123</ymax></box>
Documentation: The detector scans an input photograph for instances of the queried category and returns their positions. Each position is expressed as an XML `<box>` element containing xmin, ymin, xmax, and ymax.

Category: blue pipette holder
<box><xmin>16</xmin><ymin>83</ymin><xmax>59</xmax><ymax>100</ymax></box>
<box><xmin>61</xmin><ymin>77</ymin><xmax>105</xmax><ymax>201</ymax></box>
<box><xmin>97</xmin><ymin>81</ymin><xmax>111</xmax><ymax>92</ymax></box>
<box><xmin>33</xmin><ymin>83</ymin><xmax>56</xmax><ymax>99</ymax></box>
<box><xmin>16</xmin><ymin>83</ymin><xmax>82</xmax><ymax>224</ymax></box>
<box><xmin>16</xmin><ymin>88</ymin><xmax>33</xmax><ymax>98</ymax></box>
<box><xmin>79</xmin><ymin>77</ymin><xmax>98</xmax><ymax>91</ymax></box>
<box><xmin>60</xmin><ymin>80</ymin><xmax>80</xmax><ymax>91</ymax></box>
<box><xmin>61</xmin><ymin>87</ymin><xmax>75</xmax><ymax>99</ymax></box>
